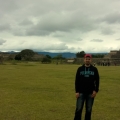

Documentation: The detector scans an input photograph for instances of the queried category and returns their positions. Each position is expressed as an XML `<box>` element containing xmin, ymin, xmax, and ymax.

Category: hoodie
<box><xmin>75</xmin><ymin>64</ymin><xmax>99</xmax><ymax>94</ymax></box>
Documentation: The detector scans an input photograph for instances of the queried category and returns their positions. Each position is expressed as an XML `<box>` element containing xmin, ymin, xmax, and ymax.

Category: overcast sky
<box><xmin>0</xmin><ymin>0</ymin><xmax>120</xmax><ymax>53</ymax></box>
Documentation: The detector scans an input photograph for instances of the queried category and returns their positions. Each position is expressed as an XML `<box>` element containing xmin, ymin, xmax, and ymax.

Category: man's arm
<box><xmin>75</xmin><ymin>68</ymin><xmax>80</xmax><ymax>93</ymax></box>
<box><xmin>94</xmin><ymin>68</ymin><xmax>100</xmax><ymax>92</ymax></box>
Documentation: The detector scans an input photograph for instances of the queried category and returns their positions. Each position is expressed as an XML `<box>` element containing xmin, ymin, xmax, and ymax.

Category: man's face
<box><xmin>84</xmin><ymin>57</ymin><xmax>91</xmax><ymax>65</ymax></box>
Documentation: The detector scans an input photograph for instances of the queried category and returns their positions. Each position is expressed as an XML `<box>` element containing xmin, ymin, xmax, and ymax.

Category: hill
<box><xmin>37</xmin><ymin>52</ymin><xmax>76</xmax><ymax>58</ymax></box>
<box><xmin>37</xmin><ymin>52</ymin><xmax>108</xmax><ymax>58</ymax></box>
<box><xmin>1</xmin><ymin>51</ymin><xmax>108</xmax><ymax>59</ymax></box>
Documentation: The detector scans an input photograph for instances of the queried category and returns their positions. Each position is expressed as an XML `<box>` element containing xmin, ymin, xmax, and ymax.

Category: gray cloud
<box><xmin>0</xmin><ymin>0</ymin><xmax>18</xmax><ymax>14</ymax></box>
<box><xmin>101</xmin><ymin>28</ymin><xmax>115</xmax><ymax>35</ymax></box>
<box><xmin>0</xmin><ymin>24</ymin><xmax>11</xmax><ymax>32</ymax></box>
<box><xmin>42</xmin><ymin>43</ymin><xmax>68</xmax><ymax>51</ymax></box>
<box><xmin>0</xmin><ymin>0</ymin><xmax>120</xmax><ymax>53</ymax></box>
<box><xmin>19</xmin><ymin>19</ymin><xmax>34</xmax><ymax>26</ymax></box>
<box><xmin>90</xmin><ymin>39</ymin><xmax>103</xmax><ymax>42</ymax></box>
<box><xmin>76</xmin><ymin>38</ymin><xmax>83</xmax><ymax>41</ymax></box>
<box><xmin>26</xmin><ymin>29</ymin><xmax>51</xmax><ymax>36</ymax></box>
<box><xmin>0</xmin><ymin>39</ymin><xmax>6</xmax><ymax>45</ymax></box>
<box><xmin>101</xmin><ymin>12</ymin><xmax>120</xmax><ymax>24</ymax></box>
<box><xmin>22</xmin><ymin>14</ymin><xmax>96</xmax><ymax>36</ymax></box>
<box><xmin>116</xmin><ymin>38</ymin><xmax>120</xmax><ymax>40</ymax></box>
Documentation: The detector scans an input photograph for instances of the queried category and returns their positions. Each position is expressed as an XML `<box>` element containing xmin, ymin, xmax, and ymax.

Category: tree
<box><xmin>0</xmin><ymin>55</ymin><xmax>4</xmax><ymax>64</ymax></box>
<box><xmin>53</xmin><ymin>54</ymin><xmax>65</xmax><ymax>60</ymax></box>
<box><xmin>20</xmin><ymin>49</ymin><xmax>35</xmax><ymax>61</ymax></box>
<box><xmin>76</xmin><ymin>51</ymin><xmax>85</xmax><ymax>58</ymax></box>
<box><xmin>53</xmin><ymin>54</ymin><xmax>65</xmax><ymax>64</ymax></box>
<box><xmin>41</xmin><ymin>57</ymin><xmax>51</xmax><ymax>63</ymax></box>
<box><xmin>46</xmin><ymin>55</ymin><xmax>52</xmax><ymax>59</ymax></box>
<box><xmin>91</xmin><ymin>54</ymin><xmax>104</xmax><ymax>58</ymax></box>
<box><xmin>7</xmin><ymin>54</ymin><xmax>15</xmax><ymax>60</ymax></box>
<box><xmin>15</xmin><ymin>54</ymin><xmax>22</xmax><ymax>60</ymax></box>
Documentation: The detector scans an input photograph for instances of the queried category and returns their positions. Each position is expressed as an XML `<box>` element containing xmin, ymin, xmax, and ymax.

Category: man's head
<box><xmin>84</xmin><ymin>54</ymin><xmax>92</xmax><ymax>66</ymax></box>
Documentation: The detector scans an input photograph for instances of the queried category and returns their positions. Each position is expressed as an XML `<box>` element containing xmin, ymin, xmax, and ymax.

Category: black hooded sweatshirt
<box><xmin>75</xmin><ymin>64</ymin><xmax>99</xmax><ymax>94</ymax></box>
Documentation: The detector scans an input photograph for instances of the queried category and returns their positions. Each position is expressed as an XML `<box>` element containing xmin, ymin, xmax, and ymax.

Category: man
<box><xmin>74</xmin><ymin>54</ymin><xmax>100</xmax><ymax>120</ymax></box>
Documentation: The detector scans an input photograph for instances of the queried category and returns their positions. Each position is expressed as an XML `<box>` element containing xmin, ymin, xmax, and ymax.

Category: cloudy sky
<box><xmin>0</xmin><ymin>0</ymin><xmax>120</xmax><ymax>53</ymax></box>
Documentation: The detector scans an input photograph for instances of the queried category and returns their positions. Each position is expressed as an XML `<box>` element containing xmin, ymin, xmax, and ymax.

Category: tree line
<box><xmin>14</xmin><ymin>49</ymin><xmax>66</xmax><ymax>63</ymax></box>
<box><xmin>15</xmin><ymin>49</ymin><xmax>104</xmax><ymax>62</ymax></box>
<box><xmin>0</xmin><ymin>49</ymin><xmax>105</xmax><ymax>64</ymax></box>
<box><xmin>76</xmin><ymin>51</ymin><xmax>104</xmax><ymax>58</ymax></box>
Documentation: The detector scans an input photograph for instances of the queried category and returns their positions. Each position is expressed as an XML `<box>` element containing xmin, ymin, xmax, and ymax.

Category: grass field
<box><xmin>0</xmin><ymin>62</ymin><xmax>120</xmax><ymax>120</ymax></box>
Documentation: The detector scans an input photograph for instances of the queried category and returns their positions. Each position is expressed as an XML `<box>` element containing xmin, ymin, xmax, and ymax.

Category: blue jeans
<box><xmin>74</xmin><ymin>93</ymin><xmax>94</xmax><ymax>120</ymax></box>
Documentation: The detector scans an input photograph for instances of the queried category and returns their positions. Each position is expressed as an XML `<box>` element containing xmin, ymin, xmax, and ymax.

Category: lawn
<box><xmin>0</xmin><ymin>62</ymin><xmax>120</xmax><ymax>120</ymax></box>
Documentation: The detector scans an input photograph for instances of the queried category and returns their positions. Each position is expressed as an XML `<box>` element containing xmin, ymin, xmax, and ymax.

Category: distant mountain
<box><xmin>88</xmin><ymin>53</ymin><xmax>108</xmax><ymax>54</ymax></box>
<box><xmin>37</xmin><ymin>52</ymin><xmax>108</xmax><ymax>58</ymax></box>
<box><xmin>1</xmin><ymin>51</ymin><xmax>108</xmax><ymax>59</ymax></box>
<box><xmin>37</xmin><ymin>52</ymin><xmax>76</xmax><ymax>58</ymax></box>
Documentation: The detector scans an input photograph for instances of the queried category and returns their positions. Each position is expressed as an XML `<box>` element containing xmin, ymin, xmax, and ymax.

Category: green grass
<box><xmin>0</xmin><ymin>62</ymin><xmax>120</xmax><ymax>120</ymax></box>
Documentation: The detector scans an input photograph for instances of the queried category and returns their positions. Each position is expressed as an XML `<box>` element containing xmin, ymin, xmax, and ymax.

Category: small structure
<box><xmin>66</xmin><ymin>59</ymin><xmax>75</xmax><ymax>64</ymax></box>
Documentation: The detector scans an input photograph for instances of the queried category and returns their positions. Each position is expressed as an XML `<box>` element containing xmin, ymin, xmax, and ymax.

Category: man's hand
<box><xmin>91</xmin><ymin>91</ymin><xmax>97</xmax><ymax>98</ymax></box>
<box><xmin>75</xmin><ymin>93</ymin><xmax>80</xmax><ymax>98</ymax></box>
